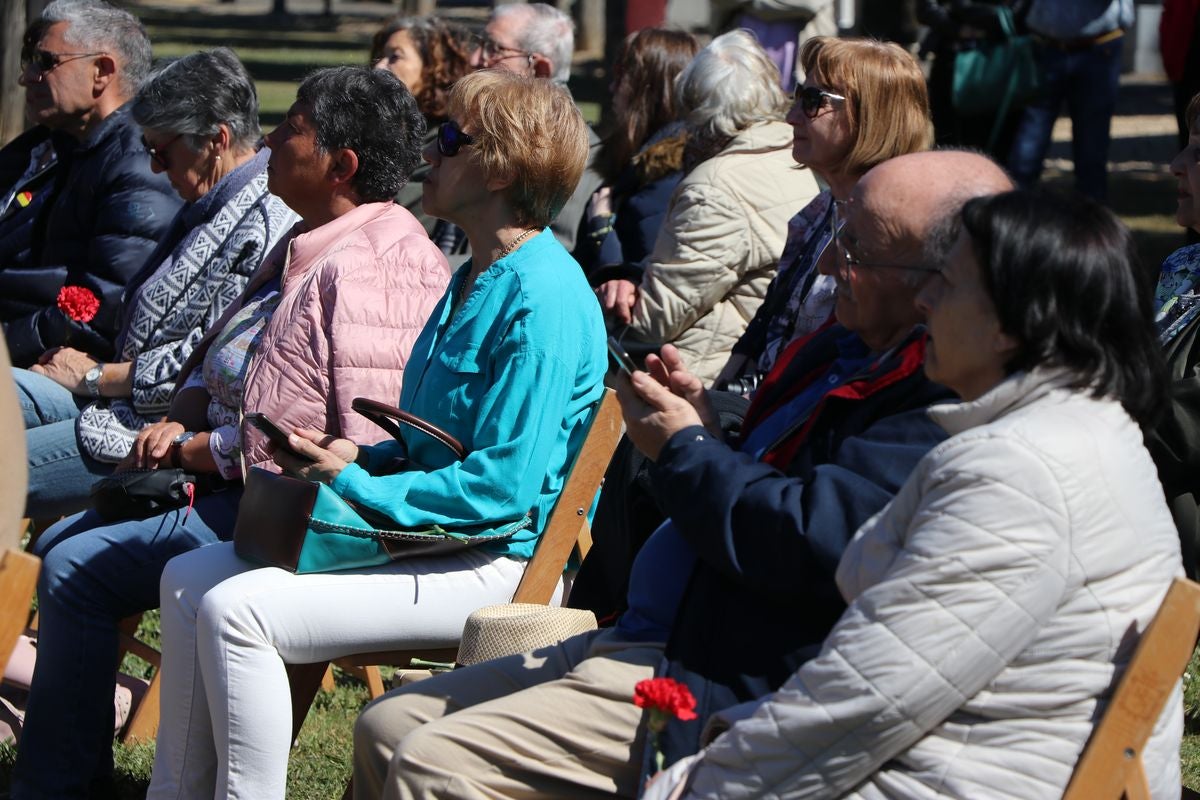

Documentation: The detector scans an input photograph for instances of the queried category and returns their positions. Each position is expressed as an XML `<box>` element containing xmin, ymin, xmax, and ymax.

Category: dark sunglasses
<box><xmin>437</xmin><ymin>121</ymin><xmax>475</xmax><ymax>158</ymax></box>
<box><xmin>20</xmin><ymin>48</ymin><xmax>105</xmax><ymax>75</ymax></box>
<box><xmin>142</xmin><ymin>133</ymin><xmax>183</xmax><ymax>170</ymax></box>
<box><xmin>795</xmin><ymin>85</ymin><xmax>846</xmax><ymax>119</ymax></box>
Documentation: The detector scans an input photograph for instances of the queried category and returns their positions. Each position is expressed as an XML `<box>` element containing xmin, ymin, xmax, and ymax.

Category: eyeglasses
<box><xmin>795</xmin><ymin>85</ymin><xmax>846</xmax><ymax>120</ymax></box>
<box><xmin>20</xmin><ymin>48</ymin><xmax>106</xmax><ymax>76</ymax></box>
<box><xmin>437</xmin><ymin>121</ymin><xmax>475</xmax><ymax>157</ymax></box>
<box><xmin>142</xmin><ymin>133</ymin><xmax>183</xmax><ymax>170</ymax></box>
<box><xmin>830</xmin><ymin>201</ymin><xmax>940</xmax><ymax>283</ymax></box>
<box><xmin>474</xmin><ymin>35</ymin><xmax>534</xmax><ymax>67</ymax></box>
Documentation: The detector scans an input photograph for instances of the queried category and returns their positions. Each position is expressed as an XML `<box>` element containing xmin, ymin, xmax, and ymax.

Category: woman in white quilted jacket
<box><xmin>645</xmin><ymin>188</ymin><xmax>1184</xmax><ymax>800</ymax></box>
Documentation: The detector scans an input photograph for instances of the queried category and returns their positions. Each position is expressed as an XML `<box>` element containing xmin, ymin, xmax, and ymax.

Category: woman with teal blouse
<box><xmin>147</xmin><ymin>71</ymin><xmax>606</xmax><ymax>799</ymax></box>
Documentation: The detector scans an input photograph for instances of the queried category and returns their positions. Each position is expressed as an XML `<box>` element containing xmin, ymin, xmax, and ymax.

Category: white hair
<box><xmin>494</xmin><ymin>3</ymin><xmax>574</xmax><ymax>84</ymax></box>
<box><xmin>675</xmin><ymin>29</ymin><xmax>788</xmax><ymax>142</ymax></box>
<box><xmin>40</xmin><ymin>0</ymin><xmax>151</xmax><ymax>93</ymax></box>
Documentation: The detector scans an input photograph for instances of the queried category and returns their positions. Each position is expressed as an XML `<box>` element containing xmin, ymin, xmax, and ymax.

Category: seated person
<box><xmin>595</xmin><ymin>30</ymin><xmax>820</xmax><ymax>386</ymax></box>
<box><xmin>0</xmin><ymin>124</ymin><xmax>57</xmax><ymax>275</ymax></box>
<box><xmin>1147</xmin><ymin>90</ymin><xmax>1200</xmax><ymax>579</ymax></box>
<box><xmin>145</xmin><ymin>71</ymin><xmax>606</xmax><ymax>800</ymax></box>
<box><xmin>2</xmin><ymin>0</ymin><xmax>182</xmax><ymax>367</ymax></box>
<box><xmin>11</xmin><ymin>66</ymin><xmax>447</xmax><ymax>799</ymax></box>
<box><xmin>349</xmin><ymin>150</ymin><xmax>1012</xmax><ymax>798</ymax></box>
<box><xmin>646</xmin><ymin>189</ymin><xmax>1183</xmax><ymax>800</ymax></box>
<box><xmin>14</xmin><ymin>47</ymin><xmax>298</xmax><ymax>519</ymax></box>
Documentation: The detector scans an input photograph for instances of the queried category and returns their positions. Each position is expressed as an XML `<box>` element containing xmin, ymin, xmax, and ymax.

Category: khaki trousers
<box><xmin>353</xmin><ymin>628</ymin><xmax>665</xmax><ymax>799</ymax></box>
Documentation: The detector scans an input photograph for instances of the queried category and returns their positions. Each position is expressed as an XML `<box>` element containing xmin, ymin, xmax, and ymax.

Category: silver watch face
<box><xmin>173</xmin><ymin>431</ymin><xmax>196</xmax><ymax>446</ymax></box>
<box><xmin>85</xmin><ymin>365</ymin><xmax>103</xmax><ymax>382</ymax></box>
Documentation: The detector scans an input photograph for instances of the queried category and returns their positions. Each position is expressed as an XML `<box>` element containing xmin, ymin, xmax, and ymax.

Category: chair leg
<box><xmin>321</xmin><ymin>665</ymin><xmax>336</xmax><ymax>693</ymax></box>
<box><xmin>287</xmin><ymin>661</ymin><xmax>331</xmax><ymax>743</ymax></box>
<box><xmin>122</xmin><ymin>670</ymin><xmax>161</xmax><ymax>743</ymax></box>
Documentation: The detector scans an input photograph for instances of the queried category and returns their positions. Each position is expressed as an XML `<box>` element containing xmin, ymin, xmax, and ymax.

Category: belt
<box><xmin>1035</xmin><ymin>27</ymin><xmax>1124</xmax><ymax>52</ymax></box>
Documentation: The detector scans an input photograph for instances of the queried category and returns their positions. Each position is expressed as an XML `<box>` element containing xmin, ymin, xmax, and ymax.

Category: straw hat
<box><xmin>455</xmin><ymin>603</ymin><xmax>597</xmax><ymax>667</ymax></box>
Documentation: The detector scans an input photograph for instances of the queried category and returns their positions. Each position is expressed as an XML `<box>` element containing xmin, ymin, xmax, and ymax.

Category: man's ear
<box><xmin>327</xmin><ymin>147</ymin><xmax>360</xmax><ymax>191</ymax></box>
<box><xmin>92</xmin><ymin>54</ymin><xmax>117</xmax><ymax>94</ymax></box>
<box><xmin>529</xmin><ymin>53</ymin><xmax>553</xmax><ymax>80</ymax></box>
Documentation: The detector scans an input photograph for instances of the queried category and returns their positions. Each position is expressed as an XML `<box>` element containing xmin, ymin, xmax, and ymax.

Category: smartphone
<box><xmin>607</xmin><ymin>336</ymin><xmax>636</xmax><ymax>377</ymax></box>
<box><xmin>244</xmin><ymin>412</ymin><xmax>313</xmax><ymax>461</ymax></box>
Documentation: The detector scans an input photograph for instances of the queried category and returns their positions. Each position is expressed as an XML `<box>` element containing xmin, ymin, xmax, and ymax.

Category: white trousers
<box><xmin>145</xmin><ymin>541</ymin><xmax>535</xmax><ymax>800</ymax></box>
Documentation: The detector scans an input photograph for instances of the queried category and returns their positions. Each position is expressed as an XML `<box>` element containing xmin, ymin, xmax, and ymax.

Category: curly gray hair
<box><xmin>675</xmin><ymin>29</ymin><xmax>788</xmax><ymax>143</ymax></box>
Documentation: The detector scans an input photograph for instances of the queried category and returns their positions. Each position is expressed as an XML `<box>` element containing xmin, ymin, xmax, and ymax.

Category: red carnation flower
<box><xmin>57</xmin><ymin>285</ymin><xmax>100</xmax><ymax>323</ymax></box>
<box><xmin>634</xmin><ymin>677</ymin><xmax>698</xmax><ymax>775</ymax></box>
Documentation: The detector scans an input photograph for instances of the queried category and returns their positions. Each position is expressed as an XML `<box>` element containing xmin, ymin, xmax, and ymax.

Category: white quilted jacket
<box><xmin>660</xmin><ymin>368</ymin><xmax>1184</xmax><ymax>800</ymax></box>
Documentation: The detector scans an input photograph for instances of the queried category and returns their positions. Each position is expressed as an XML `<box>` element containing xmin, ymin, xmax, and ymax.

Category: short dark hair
<box><xmin>295</xmin><ymin>66</ymin><xmax>425</xmax><ymax>202</ymax></box>
<box><xmin>960</xmin><ymin>188</ymin><xmax>1166</xmax><ymax>426</ymax></box>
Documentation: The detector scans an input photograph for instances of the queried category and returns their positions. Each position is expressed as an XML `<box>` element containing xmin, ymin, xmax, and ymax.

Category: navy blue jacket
<box><xmin>1</xmin><ymin>104</ymin><xmax>182</xmax><ymax>366</ymax></box>
<box><xmin>650</xmin><ymin>324</ymin><xmax>955</xmax><ymax>764</ymax></box>
<box><xmin>0</xmin><ymin>126</ymin><xmax>59</xmax><ymax>278</ymax></box>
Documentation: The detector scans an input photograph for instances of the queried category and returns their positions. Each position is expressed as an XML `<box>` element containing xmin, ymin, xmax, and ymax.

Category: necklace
<box><xmin>456</xmin><ymin>228</ymin><xmax>539</xmax><ymax>307</ymax></box>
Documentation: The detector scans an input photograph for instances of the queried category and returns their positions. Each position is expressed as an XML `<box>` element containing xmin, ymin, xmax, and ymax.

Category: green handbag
<box><xmin>951</xmin><ymin>6</ymin><xmax>1039</xmax><ymax>149</ymax></box>
<box><xmin>232</xmin><ymin>398</ymin><xmax>530</xmax><ymax>574</ymax></box>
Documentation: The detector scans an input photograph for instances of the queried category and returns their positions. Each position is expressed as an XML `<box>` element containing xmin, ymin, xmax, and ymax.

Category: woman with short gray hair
<box><xmin>14</xmin><ymin>47</ymin><xmax>297</xmax><ymax>526</ymax></box>
<box><xmin>596</xmin><ymin>29</ymin><xmax>820</xmax><ymax>384</ymax></box>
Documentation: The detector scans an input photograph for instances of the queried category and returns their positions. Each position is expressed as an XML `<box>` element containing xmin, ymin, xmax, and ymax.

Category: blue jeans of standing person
<box><xmin>1006</xmin><ymin>35</ymin><xmax>1124</xmax><ymax>203</ymax></box>
<box><xmin>10</xmin><ymin>489</ymin><xmax>242</xmax><ymax>800</ymax></box>
<box><xmin>13</xmin><ymin>367</ymin><xmax>114</xmax><ymax>519</ymax></box>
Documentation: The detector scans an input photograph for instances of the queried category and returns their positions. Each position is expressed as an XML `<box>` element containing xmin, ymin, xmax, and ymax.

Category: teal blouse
<box><xmin>330</xmin><ymin>229</ymin><xmax>607</xmax><ymax>559</ymax></box>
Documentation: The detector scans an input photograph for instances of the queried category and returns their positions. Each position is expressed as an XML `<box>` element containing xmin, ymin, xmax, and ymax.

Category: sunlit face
<box><xmin>141</xmin><ymin>128</ymin><xmax>217</xmax><ymax>203</ymax></box>
<box><xmin>1170</xmin><ymin>130</ymin><xmax>1200</xmax><ymax>232</ymax></box>
<box><xmin>469</xmin><ymin>15</ymin><xmax>534</xmax><ymax>76</ymax></box>
<box><xmin>19</xmin><ymin>22</ymin><xmax>104</xmax><ymax>133</ymax></box>
<box><xmin>374</xmin><ymin>29</ymin><xmax>424</xmax><ymax>96</ymax></box>
<box><xmin>816</xmin><ymin>197</ymin><xmax>928</xmax><ymax>351</ymax></box>
<box><xmin>263</xmin><ymin>101</ymin><xmax>332</xmax><ymax>218</ymax></box>
<box><xmin>785</xmin><ymin>75</ymin><xmax>853</xmax><ymax>179</ymax></box>
<box><xmin>914</xmin><ymin>231</ymin><xmax>1016</xmax><ymax>400</ymax></box>
<box><xmin>421</xmin><ymin>118</ymin><xmax>487</xmax><ymax>225</ymax></box>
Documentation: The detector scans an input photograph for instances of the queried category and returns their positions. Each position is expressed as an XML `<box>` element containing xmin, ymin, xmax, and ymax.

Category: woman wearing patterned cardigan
<box><xmin>14</xmin><ymin>48</ymin><xmax>297</xmax><ymax>518</ymax></box>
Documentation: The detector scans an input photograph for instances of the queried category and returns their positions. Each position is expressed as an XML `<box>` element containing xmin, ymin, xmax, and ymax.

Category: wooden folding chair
<box><xmin>0</xmin><ymin>548</ymin><xmax>40</xmax><ymax>676</ymax></box>
<box><xmin>1063</xmin><ymin>576</ymin><xmax>1200</xmax><ymax>800</ymax></box>
<box><xmin>287</xmin><ymin>388</ymin><xmax>624</xmax><ymax>741</ymax></box>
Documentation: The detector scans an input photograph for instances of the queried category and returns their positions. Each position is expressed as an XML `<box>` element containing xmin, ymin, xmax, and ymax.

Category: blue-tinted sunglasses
<box><xmin>437</xmin><ymin>121</ymin><xmax>475</xmax><ymax>157</ymax></box>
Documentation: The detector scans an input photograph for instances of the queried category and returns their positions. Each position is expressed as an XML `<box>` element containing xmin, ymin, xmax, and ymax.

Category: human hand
<box><xmin>129</xmin><ymin>420</ymin><xmax>186</xmax><ymax>469</ymax></box>
<box><xmin>272</xmin><ymin>428</ymin><xmax>356</xmax><ymax>484</ymax></box>
<box><xmin>28</xmin><ymin>347</ymin><xmax>97</xmax><ymax>395</ymax></box>
<box><xmin>614</xmin><ymin>369</ymin><xmax>705</xmax><ymax>462</ymax></box>
<box><xmin>644</xmin><ymin>344</ymin><xmax>721</xmax><ymax>436</ymax></box>
<box><xmin>588</xmin><ymin>186</ymin><xmax>613</xmax><ymax>219</ymax></box>
<box><xmin>596</xmin><ymin>279</ymin><xmax>639</xmax><ymax>325</ymax></box>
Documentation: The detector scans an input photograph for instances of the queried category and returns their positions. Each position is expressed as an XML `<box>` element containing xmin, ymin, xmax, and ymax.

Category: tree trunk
<box><xmin>272</xmin><ymin>0</ymin><xmax>288</xmax><ymax>15</ymax></box>
<box><xmin>0</xmin><ymin>2</ymin><xmax>28</xmax><ymax>147</ymax></box>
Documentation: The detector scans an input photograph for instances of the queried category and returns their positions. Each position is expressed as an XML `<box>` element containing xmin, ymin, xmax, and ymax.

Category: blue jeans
<box><xmin>1006</xmin><ymin>36</ymin><xmax>1124</xmax><ymax>203</ymax></box>
<box><xmin>10</xmin><ymin>488</ymin><xmax>242</xmax><ymax>799</ymax></box>
<box><xmin>13</xmin><ymin>367</ymin><xmax>113</xmax><ymax>518</ymax></box>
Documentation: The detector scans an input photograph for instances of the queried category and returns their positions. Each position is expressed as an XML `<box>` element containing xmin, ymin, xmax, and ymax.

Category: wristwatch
<box><xmin>170</xmin><ymin>431</ymin><xmax>196</xmax><ymax>468</ymax></box>
<box><xmin>84</xmin><ymin>363</ymin><xmax>105</xmax><ymax>398</ymax></box>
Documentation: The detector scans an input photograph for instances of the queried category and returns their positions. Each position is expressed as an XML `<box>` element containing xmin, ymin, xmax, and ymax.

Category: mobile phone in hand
<box><xmin>244</xmin><ymin>412</ymin><xmax>314</xmax><ymax>462</ymax></box>
<box><xmin>607</xmin><ymin>336</ymin><xmax>636</xmax><ymax>377</ymax></box>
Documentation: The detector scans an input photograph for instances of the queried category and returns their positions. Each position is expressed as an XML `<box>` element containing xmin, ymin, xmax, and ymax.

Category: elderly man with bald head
<box><xmin>351</xmin><ymin>151</ymin><xmax>1012</xmax><ymax>800</ymax></box>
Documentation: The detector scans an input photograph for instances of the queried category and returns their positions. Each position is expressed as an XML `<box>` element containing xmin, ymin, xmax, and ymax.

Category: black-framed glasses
<box><xmin>830</xmin><ymin>201</ymin><xmax>940</xmax><ymax>283</ymax></box>
<box><xmin>437</xmin><ymin>121</ymin><xmax>475</xmax><ymax>157</ymax></box>
<box><xmin>142</xmin><ymin>133</ymin><xmax>183</xmax><ymax>170</ymax></box>
<box><xmin>795</xmin><ymin>85</ymin><xmax>846</xmax><ymax>120</ymax></box>
<box><xmin>20</xmin><ymin>48</ymin><xmax>106</xmax><ymax>75</ymax></box>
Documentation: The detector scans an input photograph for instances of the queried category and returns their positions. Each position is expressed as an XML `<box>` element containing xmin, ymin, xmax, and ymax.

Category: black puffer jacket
<box><xmin>1</xmin><ymin>103</ymin><xmax>182</xmax><ymax>366</ymax></box>
<box><xmin>0</xmin><ymin>126</ymin><xmax>59</xmax><ymax>276</ymax></box>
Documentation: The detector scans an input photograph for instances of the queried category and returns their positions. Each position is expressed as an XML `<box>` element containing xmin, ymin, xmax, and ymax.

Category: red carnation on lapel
<box><xmin>57</xmin><ymin>285</ymin><xmax>100</xmax><ymax>323</ymax></box>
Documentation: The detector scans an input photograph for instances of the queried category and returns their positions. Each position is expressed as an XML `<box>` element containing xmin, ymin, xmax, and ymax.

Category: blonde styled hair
<box><xmin>447</xmin><ymin>70</ymin><xmax>589</xmax><ymax>228</ymax></box>
<box><xmin>800</xmin><ymin>37</ymin><xmax>933</xmax><ymax>177</ymax></box>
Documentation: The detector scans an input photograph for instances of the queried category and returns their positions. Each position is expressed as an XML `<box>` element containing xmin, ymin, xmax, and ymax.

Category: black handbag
<box><xmin>90</xmin><ymin>468</ymin><xmax>197</xmax><ymax>522</ymax></box>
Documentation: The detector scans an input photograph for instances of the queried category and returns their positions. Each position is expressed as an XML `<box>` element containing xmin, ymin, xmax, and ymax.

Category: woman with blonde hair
<box><xmin>597</xmin><ymin>28</ymin><xmax>820</xmax><ymax>385</ymax></box>
<box><xmin>716</xmin><ymin>35</ymin><xmax>933</xmax><ymax>393</ymax></box>
<box><xmin>146</xmin><ymin>70</ymin><xmax>607</xmax><ymax>799</ymax></box>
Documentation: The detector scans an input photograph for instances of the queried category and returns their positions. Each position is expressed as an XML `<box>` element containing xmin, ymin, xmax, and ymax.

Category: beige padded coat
<box><xmin>624</xmin><ymin>120</ymin><xmax>819</xmax><ymax>384</ymax></box>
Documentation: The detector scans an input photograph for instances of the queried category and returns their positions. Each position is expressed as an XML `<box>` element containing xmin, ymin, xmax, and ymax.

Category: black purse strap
<box><xmin>350</xmin><ymin>397</ymin><xmax>467</xmax><ymax>460</ymax></box>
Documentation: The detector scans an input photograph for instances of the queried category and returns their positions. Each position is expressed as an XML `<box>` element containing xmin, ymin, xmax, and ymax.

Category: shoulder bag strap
<box><xmin>351</xmin><ymin>397</ymin><xmax>467</xmax><ymax>460</ymax></box>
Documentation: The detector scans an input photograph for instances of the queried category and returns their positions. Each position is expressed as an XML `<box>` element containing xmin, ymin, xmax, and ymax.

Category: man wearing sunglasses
<box><xmin>468</xmin><ymin>2</ymin><xmax>603</xmax><ymax>257</ymax></box>
<box><xmin>0</xmin><ymin>0</ymin><xmax>180</xmax><ymax>368</ymax></box>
